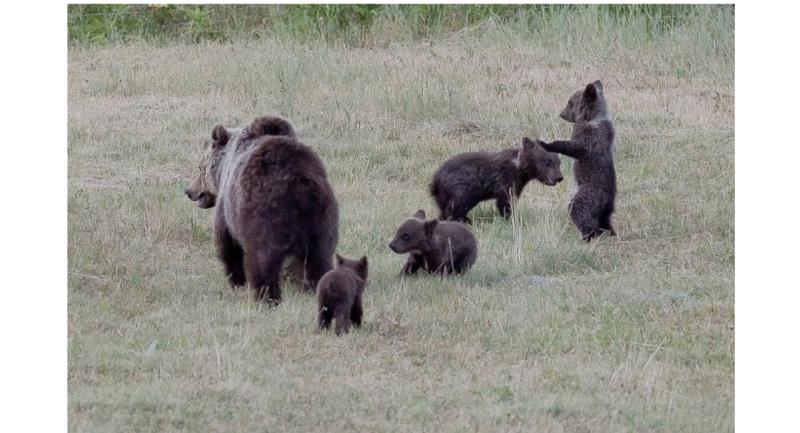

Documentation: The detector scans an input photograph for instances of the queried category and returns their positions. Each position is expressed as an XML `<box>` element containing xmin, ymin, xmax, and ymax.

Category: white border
<box><xmin>10</xmin><ymin>1</ymin><xmax>800</xmax><ymax>431</ymax></box>
<box><xmin>0</xmin><ymin>2</ymin><xmax>68</xmax><ymax>432</ymax></box>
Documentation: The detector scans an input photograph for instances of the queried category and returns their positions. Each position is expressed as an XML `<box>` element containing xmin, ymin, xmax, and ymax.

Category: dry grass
<box><xmin>68</xmin><ymin>9</ymin><xmax>733</xmax><ymax>433</ymax></box>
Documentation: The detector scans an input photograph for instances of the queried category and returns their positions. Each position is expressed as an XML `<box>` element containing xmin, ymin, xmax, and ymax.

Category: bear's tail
<box><xmin>250</xmin><ymin>115</ymin><xmax>295</xmax><ymax>138</ymax></box>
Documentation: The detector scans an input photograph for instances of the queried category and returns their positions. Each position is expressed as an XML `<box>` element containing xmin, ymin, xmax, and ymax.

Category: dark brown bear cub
<box><xmin>389</xmin><ymin>210</ymin><xmax>477</xmax><ymax>275</ymax></box>
<box><xmin>540</xmin><ymin>80</ymin><xmax>617</xmax><ymax>241</ymax></box>
<box><xmin>430</xmin><ymin>137</ymin><xmax>563</xmax><ymax>224</ymax></box>
<box><xmin>317</xmin><ymin>254</ymin><xmax>368</xmax><ymax>335</ymax></box>
<box><xmin>185</xmin><ymin>115</ymin><xmax>339</xmax><ymax>305</ymax></box>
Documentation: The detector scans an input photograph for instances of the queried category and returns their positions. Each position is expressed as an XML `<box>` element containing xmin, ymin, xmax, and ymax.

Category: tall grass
<box><xmin>68</xmin><ymin>4</ymin><xmax>733</xmax><ymax>47</ymax></box>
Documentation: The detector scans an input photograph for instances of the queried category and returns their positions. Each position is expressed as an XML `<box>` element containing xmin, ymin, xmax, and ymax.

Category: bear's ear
<box><xmin>523</xmin><ymin>137</ymin><xmax>545</xmax><ymax>154</ymax></box>
<box><xmin>583</xmin><ymin>82</ymin><xmax>598</xmax><ymax>103</ymax></box>
<box><xmin>593</xmin><ymin>80</ymin><xmax>603</xmax><ymax>92</ymax></box>
<box><xmin>335</xmin><ymin>253</ymin><xmax>344</xmax><ymax>267</ymax></box>
<box><xmin>412</xmin><ymin>209</ymin><xmax>426</xmax><ymax>220</ymax></box>
<box><xmin>522</xmin><ymin>137</ymin><xmax>536</xmax><ymax>150</ymax></box>
<box><xmin>424</xmin><ymin>219</ymin><xmax>439</xmax><ymax>237</ymax></box>
<box><xmin>211</xmin><ymin>125</ymin><xmax>229</xmax><ymax>148</ymax></box>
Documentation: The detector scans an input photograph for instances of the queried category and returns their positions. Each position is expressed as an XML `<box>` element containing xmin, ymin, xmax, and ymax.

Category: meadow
<box><xmin>68</xmin><ymin>6</ymin><xmax>734</xmax><ymax>432</ymax></box>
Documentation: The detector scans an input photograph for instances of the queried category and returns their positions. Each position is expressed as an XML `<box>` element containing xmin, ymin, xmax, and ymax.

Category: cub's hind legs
<box><xmin>495</xmin><ymin>195</ymin><xmax>513</xmax><ymax>219</ymax></box>
<box><xmin>569</xmin><ymin>192</ymin><xmax>603</xmax><ymax>242</ymax></box>
<box><xmin>318</xmin><ymin>307</ymin><xmax>334</xmax><ymax>330</ymax></box>
<box><xmin>599</xmin><ymin>206</ymin><xmax>616</xmax><ymax>237</ymax></box>
<box><xmin>570</xmin><ymin>194</ymin><xmax>616</xmax><ymax>241</ymax></box>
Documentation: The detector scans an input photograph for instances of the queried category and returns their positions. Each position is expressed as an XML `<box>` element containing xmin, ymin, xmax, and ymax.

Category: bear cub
<box><xmin>540</xmin><ymin>80</ymin><xmax>617</xmax><ymax>241</ymax></box>
<box><xmin>317</xmin><ymin>254</ymin><xmax>368</xmax><ymax>335</ymax></box>
<box><xmin>389</xmin><ymin>210</ymin><xmax>477</xmax><ymax>275</ymax></box>
<box><xmin>430</xmin><ymin>137</ymin><xmax>563</xmax><ymax>223</ymax></box>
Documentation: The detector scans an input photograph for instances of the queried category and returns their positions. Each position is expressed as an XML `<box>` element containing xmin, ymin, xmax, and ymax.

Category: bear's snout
<box><xmin>555</xmin><ymin>176</ymin><xmax>564</xmax><ymax>184</ymax></box>
<box><xmin>184</xmin><ymin>188</ymin><xmax>205</xmax><ymax>202</ymax></box>
<box><xmin>388</xmin><ymin>242</ymin><xmax>399</xmax><ymax>253</ymax></box>
<box><xmin>185</xmin><ymin>187</ymin><xmax>214</xmax><ymax>208</ymax></box>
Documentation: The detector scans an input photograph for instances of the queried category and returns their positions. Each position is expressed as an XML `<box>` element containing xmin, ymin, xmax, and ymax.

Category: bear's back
<box><xmin>317</xmin><ymin>268</ymin><xmax>362</xmax><ymax>304</ymax></box>
<box><xmin>436</xmin><ymin>221</ymin><xmax>477</xmax><ymax>252</ymax></box>
<box><xmin>240</xmin><ymin>136</ymin><xmax>335</xmax><ymax>214</ymax></box>
<box><xmin>221</xmin><ymin>133</ymin><xmax>338</xmax><ymax>246</ymax></box>
<box><xmin>571</xmin><ymin>119</ymin><xmax>616</xmax><ymax>190</ymax></box>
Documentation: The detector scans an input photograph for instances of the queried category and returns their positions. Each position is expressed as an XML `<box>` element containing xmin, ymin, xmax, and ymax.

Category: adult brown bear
<box><xmin>185</xmin><ymin>115</ymin><xmax>339</xmax><ymax>305</ymax></box>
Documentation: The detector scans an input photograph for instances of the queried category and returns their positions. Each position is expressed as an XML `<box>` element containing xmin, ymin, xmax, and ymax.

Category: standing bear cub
<box><xmin>185</xmin><ymin>115</ymin><xmax>339</xmax><ymax>305</ymax></box>
<box><xmin>430</xmin><ymin>137</ymin><xmax>563</xmax><ymax>224</ymax></box>
<box><xmin>317</xmin><ymin>254</ymin><xmax>368</xmax><ymax>336</ymax></box>
<box><xmin>540</xmin><ymin>80</ymin><xmax>617</xmax><ymax>241</ymax></box>
<box><xmin>389</xmin><ymin>210</ymin><xmax>477</xmax><ymax>275</ymax></box>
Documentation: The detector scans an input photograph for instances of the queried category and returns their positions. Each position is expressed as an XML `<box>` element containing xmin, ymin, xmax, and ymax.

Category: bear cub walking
<box><xmin>317</xmin><ymin>254</ymin><xmax>368</xmax><ymax>335</ymax></box>
<box><xmin>389</xmin><ymin>210</ymin><xmax>477</xmax><ymax>275</ymax></box>
<box><xmin>540</xmin><ymin>80</ymin><xmax>617</xmax><ymax>241</ymax></box>
<box><xmin>430</xmin><ymin>137</ymin><xmax>563</xmax><ymax>223</ymax></box>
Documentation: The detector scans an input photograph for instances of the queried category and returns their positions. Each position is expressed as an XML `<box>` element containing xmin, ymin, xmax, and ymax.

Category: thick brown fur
<box><xmin>430</xmin><ymin>138</ymin><xmax>563</xmax><ymax>223</ymax></box>
<box><xmin>185</xmin><ymin>115</ymin><xmax>339</xmax><ymax>305</ymax></box>
<box><xmin>540</xmin><ymin>81</ymin><xmax>617</xmax><ymax>241</ymax></box>
<box><xmin>248</xmin><ymin>115</ymin><xmax>295</xmax><ymax>139</ymax></box>
<box><xmin>389</xmin><ymin>210</ymin><xmax>477</xmax><ymax>275</ymax></box>
<box><xmin>317</xmin><ymin>254</ymin><xmax>368</xmax><ymax>335</ymax></box>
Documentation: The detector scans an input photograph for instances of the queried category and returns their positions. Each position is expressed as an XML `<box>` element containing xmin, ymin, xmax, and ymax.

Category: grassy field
<box><xmin>68</xmin><ymin>6</ymin><xmax>734</xmax><ymax>433</ymax></box>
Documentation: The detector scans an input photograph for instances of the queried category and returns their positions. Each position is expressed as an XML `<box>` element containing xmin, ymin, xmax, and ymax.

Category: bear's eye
<box><xmin>544</xmin><ymin>160</ymin><xmax>553</xmax><ymax>167</ymax></box>
<box><xmin>401</xmin><ymin>233</ymin><xmax>411</xmax><ymax>241</ymax></box>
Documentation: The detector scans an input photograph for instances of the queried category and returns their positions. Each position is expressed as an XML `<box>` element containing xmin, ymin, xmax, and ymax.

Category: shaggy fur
<box><xmin>389</xmin><ymin>210</ymin><xmax>477</xmax><ymax>275</ymax></box>
<box><xmin>185</xmin><ymin>115</ymin><xmax>339</xmax><ymax>305</ymax></box>
<box><xmin>430</xmin><ymin>137</ymin><xmax>563</xmax><ymax>223</ymax></box>
<box><xmin>541</xmin><ymin>81</ymin><xmax>617</xmax><ymax>241</ymax></box>
<box><xmin>317</xmin><ymin>254</ymin><xmax>368</xmax><ymax>335</ymax></box>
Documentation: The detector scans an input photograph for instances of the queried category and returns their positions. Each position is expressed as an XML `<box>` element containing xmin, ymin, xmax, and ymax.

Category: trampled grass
<box><xmin>68</xmin><ymin>6</ymin><xmax>734</xmax><ymax>433</ymax></box>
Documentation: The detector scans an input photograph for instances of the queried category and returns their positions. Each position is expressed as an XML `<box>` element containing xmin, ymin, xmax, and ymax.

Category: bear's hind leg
<box><xmin>441</xmin><ymin>193</ymin><xmax>473</xmax><ymax>224</ymax></box>
<box><xmin>303</xmin><ymin>246</ymin><xmax>334</xmax><ymax>294</ymax></box>
<box><xmin>579</xmin><ymin>226</ymin><xmax>603</xmax><ymax>242</ymax></box>
<box><xmin>245</xmin><ymin>247</ymin><xmax>287</xmax><ymax>306</ymax></box>
<box><xmin>495</xmin><ymin>195</ymin><xmax>513</xmax><ymax>219</ymax></box>
<box><xmin>599</xmin><ymin>206</ymin><xmax>616</xmax><ymax>237</ymax></box>
<box><xmin>435</xmin><ymin>197</ymin><xmax>451</xmax><ymax>221</ymax></box>
<box><xmin>350</xmin><ymin>298</ymin><xmax>363</xmax><ymax>328</ymax></box>
<box><xmin>453</xmin><ymin>251</ymin><xmax>476</xmax><ymax>274</ymax></box>
<box><xmin>334</xmin><ymin>307</ymin><xmax>352</xmax><ymax>336</ymax></box>
<box><xmin>318</xmin><ymin>306</ymin><xmax>333</xmax><ymax>330</ymax></box>
<box><xmin>569</xmin><ymin>192</ymin><xmax>602</xmax><ymax>242</ymax></box>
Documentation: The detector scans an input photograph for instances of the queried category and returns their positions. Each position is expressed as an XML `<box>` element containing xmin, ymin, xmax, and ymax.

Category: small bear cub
<box><xmin>540</xmin><ymin>80</ymin><xmax>617</xmax><ymax>241</ymax></box>
<box><xmin>317</xmin><ymin>254</ymin><xmax>368</xmax><ymax>335</ymax></box>
<box><xmin>430</xmin><ymin>137</ymin><xmax>563</xmax><ymax>223</ymax></box>
<box><xmin>389</xmin><ymin>210</ymin><xmax>477</xmax><ymax>275</ymax></box>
